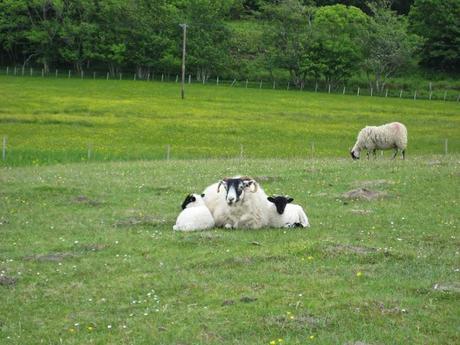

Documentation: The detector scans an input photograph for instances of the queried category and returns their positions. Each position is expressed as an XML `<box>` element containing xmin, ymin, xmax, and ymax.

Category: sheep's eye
<box><xmin>191</xmin><ymin>197</ymin><xmax>196</xmax><ymax>202</ymax></box>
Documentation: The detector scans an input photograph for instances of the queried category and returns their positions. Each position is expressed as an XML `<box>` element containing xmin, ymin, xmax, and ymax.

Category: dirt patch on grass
<box><xmin>266</xmin><ymin>313</ymin><xmax>325</xmax><ymax>330</ymax></box>
<box><xmin>240</xmin><ymin>296</ymin><xmax>257</xmax><ymax>303</ymax></box>
<box><xmin>77</xmin><ymin>243</ymin><xmax>107</xmax><ymax>252</ymax></box>
<box><xmin>350</xmin><ymin>209</ymin><xmax>373</xmax><ymax>215</ymax></box>
<box><xmin>221</xmin><ymin>300</ymin><xmax>235</xmax><ymax>306</ymax></box>
<box><xmin>114</xmin><ymin>216</ymin><xmax>165</xmax><ymax>227</ymax></box>
<box><xmin>24</xmin><ymin>252</ymin><xmax>75</xmax><ymax>262</ymax></box>
<box><xmin>342</xmin><ymin>188</ymin><xmax>387</xmax><ymax>201</ymax></box>
<box><xmin>352</xmin><ymin>179</ymin><xmax>393</xmax><ymax>188</ymax></box>
<box><xmin>0</xmin><ymin>275</ymin><xmax>17</xmax><ymax>287</ymax></box>
<box><xmin>328</xmin><ymin>244</ymin><xmax>377</xmax><ymax>255</ymax></box>
<box><xmin>73</xmin><ymin>195</ymin><xmax>102</xmax><ymax>206</ymax></box>
<box><xmin>253</xmin><ymin>176</ymin><xmax>282</xmax><ymax>183</ymax></box>
<box><xmin>433</xmin><ymin>283</ymin><xmax>460</xmax><ymax>293</ymax></box>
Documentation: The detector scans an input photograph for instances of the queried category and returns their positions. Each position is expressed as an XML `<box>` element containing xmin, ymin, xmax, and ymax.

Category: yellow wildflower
<box><xmin>356</xmin><ymin>271</ymin><xmax>363</xmax><ymax>277</ymax></box>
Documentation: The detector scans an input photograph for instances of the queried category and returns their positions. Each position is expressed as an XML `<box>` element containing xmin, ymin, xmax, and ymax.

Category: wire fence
<box><xmin>0</xmin><ymin>135</ymin><xmax>457</xmax><ymax>167</ymax></box>
<box><xmin>1</xmin><ymin>66</ymin><xmax>460</xmax><ymax>102</ymax></box>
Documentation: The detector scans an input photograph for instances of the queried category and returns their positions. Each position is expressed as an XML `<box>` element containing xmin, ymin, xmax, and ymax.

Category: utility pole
<box><xmin>180</xmin><ymin>23</ymin><xmax>187</xmax><ymax>100</ymax></box>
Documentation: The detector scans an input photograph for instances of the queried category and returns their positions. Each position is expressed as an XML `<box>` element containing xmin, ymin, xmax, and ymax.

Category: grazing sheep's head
<box><xmin>181</xmin><ymin>193</ymin><xmax>205</xmax><ymax>210</ymax></box>
<box><xmin>217</xmin><ymin>177</ymin><xmax>257</xmax><ymax>206</ymax></box>
<box><xmin>350</xmin><ymin>149</ymin><xmax>360</xmax><ymax>160</ymax></box>
<box><xmin>267</xmin><ymin>195</ymin><xmax>294</xmax><ymax>214</ymax></box>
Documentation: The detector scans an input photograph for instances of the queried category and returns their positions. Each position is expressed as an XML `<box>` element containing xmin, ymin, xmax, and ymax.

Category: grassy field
<box><xmin>0</xmin><ymin>76</ymin><xmax>459</xmax><ymax>166</ymax></box>
<box><xmin>1</xmin><ymin>157</ymin><xmax>459</xmax><ymax>344</ymax></box>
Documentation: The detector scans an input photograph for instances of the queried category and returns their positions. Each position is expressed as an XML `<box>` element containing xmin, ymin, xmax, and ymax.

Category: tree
<box><xmin>313</xmin><ymin>4</ymin><xmax>369</xmax><ymax>85</ymax></box>
<box><xmin>262</xmin><ymin>0</ymin><xmax>317</xmax><ymax>86</ymax></box>
<box><xmin>182</xmin><ymin>0</ymin><xmax>232</xmax><ymax>80</ymax></box>
<box><xmin>363</xmin><ymin>1</ymin><xmax>420</xmax><ymax>91</ymax></box>
<box><xmin>409</xmin><ymin>0</ymin><xmax>460</xmax><ymax>71</ymax></box>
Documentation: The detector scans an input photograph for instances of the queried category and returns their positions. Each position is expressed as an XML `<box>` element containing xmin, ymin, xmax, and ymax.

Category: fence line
<box><xmin>1</xmin><ymin>66</ymin><xmax>460</xmax><ymax>102</ymax></box>
<box><xmin>0</xmin><ymin>136</ymin><xmax>456</xmax><ymax>166</ymax></box>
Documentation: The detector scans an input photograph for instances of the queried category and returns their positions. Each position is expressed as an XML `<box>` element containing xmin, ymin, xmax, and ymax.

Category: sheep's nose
<box><xmin>227</xmin><ymin>197</ymin><xmax>235</xmax><ymax>204</ymax></box>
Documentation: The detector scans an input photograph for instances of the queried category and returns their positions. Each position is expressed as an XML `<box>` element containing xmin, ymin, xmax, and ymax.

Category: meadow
<box><xmin>0</xmin><ymin>157</ymin><xmax>459</xmax><ymax>344</ymax></box>
<box><xmin>0</xmin><ymin>75</ymin><xmax>459</xmax><ymax>166</ymax></box>
<box><xmin>0</xmin><ymin>76</ymin><xmax>459</xmax><ymax>344</ymax></box>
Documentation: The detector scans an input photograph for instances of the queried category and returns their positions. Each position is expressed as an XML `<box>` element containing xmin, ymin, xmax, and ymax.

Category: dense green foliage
<box><xmin>408</xmin><ymin>0</ymin><xmax>460</xmax><ymax>71</ymax></box>
<box><xmin>1</xmin><ymin>156</ymin><xmax>459</xmax><ymax>344</ymax></box>
<box><xmin>0</xmin><ymin>0</ymin><xmax>458</xmax><ymax>84</ymax></box>
<box><xmin>0</xmin><ymin>76</ymin><xmax>459</xmax><ymax>167</ymax></box>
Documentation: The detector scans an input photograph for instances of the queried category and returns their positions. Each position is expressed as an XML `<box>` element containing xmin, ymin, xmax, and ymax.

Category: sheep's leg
<box><xmin>402</xmin><ymin>149</ymin><xmax>406</xmax><ymax>160</ymax></box>
<box><xmin>366</xmin><ymin>150</ymin><xmax>370</xmax><ymax>160</ymax></box>
<box><xmin>372</xmin><ymin>149</ymin><xmax>377</xmax><ymax>159</ymax></box>
<box><xmin>391</xmin><ymin>148</ymin><xmax>398</xmax><ymax>160</ymax></box>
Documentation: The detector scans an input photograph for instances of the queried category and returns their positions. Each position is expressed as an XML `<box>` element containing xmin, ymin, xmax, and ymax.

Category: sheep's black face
<box><xmin>181</xmin><ymin>194</ymin><xmax>196</xmax><ymax>210</ymax></box>
<box><xmin>222</xmin><ymin>178</ymin><xmax>245</xmax><ymax>205</ymax></box>
<box><xmin>218</xmin><ymin>177</ymin><xmax>256</xmax><ymax>205</ymax></box>
<box><xmin>350</xmin><ymin>150</ymin><xmax>360</xmax><ymax>160</ymax></box>
<box><xmin>267</xmin><ymin>196</ymin><xmax>293</xmax><ymax>214</ymax></box>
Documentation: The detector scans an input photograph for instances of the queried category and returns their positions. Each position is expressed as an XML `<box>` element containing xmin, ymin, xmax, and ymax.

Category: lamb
<box><xmin>350</xmin><ymin>122</ymin><xmax>407</xmax><ymax>160</ymax></box>
<box><xmin>202</xmin><ymin>176</ymin><xmax>270</xmax><ymax>229</ymax></box>
<box><xmin>173</xmin><ymin>193</ymin><xmax>215</xmax><ymax>231</ymax></box>
<box><xmin>267</xmin><ymin>195</ymin><xmax>310</xmax><ymax>228</ymax></box>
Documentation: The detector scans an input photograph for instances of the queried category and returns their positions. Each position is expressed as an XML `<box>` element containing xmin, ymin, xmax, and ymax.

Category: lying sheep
<box><xmin>173</xmin><ymin>193</ymin><xmax>215</xmax><ymax>231</ymax></box>
<box><xmin>202</xmin><ymin>176</ymin><xmax>270</xmax><ymax>229</ymax></box>
<box><xmin>267</xmin><ymin>195</ymin><xmax>310</xmax><ymax>228</ymax></box>
<box><xmin>350</xmin><ymin>122</ymin><xmax>407</xmax><ymax>160</ymax></box>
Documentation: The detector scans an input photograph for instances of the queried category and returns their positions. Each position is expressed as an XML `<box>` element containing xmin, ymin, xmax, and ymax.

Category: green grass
<box><xmin>0</xmin><ymin>76</ymin><xmax>459</xmax><ymax>166</ymax></box>
<box><xmin>1</xmin><ymin>157</ymin><xmax>459</xmax><ymax>344</ymax></box>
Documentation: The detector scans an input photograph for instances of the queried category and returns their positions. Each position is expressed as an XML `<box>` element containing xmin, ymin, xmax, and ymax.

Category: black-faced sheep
<box><xmin>173</xmin><ymin>193</ymin><xmax>215</xmax><ymax>231</ymax></box>
<box><xmin>202</xmin><ymin>176</ymin><xmax>270</xmax><ymax>229</ymax></box>
<box><xmin>267</xmin><ymin>195</ymin><xmax>310</xmax><ymax>228</ymax></box>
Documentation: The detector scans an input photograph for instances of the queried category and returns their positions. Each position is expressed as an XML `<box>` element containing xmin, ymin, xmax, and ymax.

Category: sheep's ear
<box><xmin>201</xmin><ymin>193</ymin><xmax>205</xmax><ymax>198</ymax></box>
<box><xmin>287</xmin><ymin>197</ymin><xmax>294</xmax><ymax>203</ymax></box>
<box><xmin>267</xmin><ymin>196</ymin><xmax>275</xmax><ymax>203</ymax></box>
<box><xmin>244</xmin><ymin>180</ymin><xmax>258</xmax><ymax>192</ymax></box>
<box><xmin>217</xmin><ymin>180</ymin><xmax>225</xmax><ymax>193</ymax></box>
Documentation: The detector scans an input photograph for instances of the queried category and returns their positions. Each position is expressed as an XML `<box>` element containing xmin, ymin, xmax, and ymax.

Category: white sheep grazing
<box><xmin>173</xmin><ymin>193</ymin><xmax>215</xmax><ymax>231</ymax></box>
<box><xmin>202</xmin><ymin>176</ymin><xmax>270</xmax><ymax>229</ymax></box>
<box><xmin>267</xmin><ymin>195</ymin><xmax>310</xmax><ymax>228</ymax></box>
<box><xmin>350</xmin><ymin>122</ymin><xmax>407</xmax><ymax>160</ymax></box>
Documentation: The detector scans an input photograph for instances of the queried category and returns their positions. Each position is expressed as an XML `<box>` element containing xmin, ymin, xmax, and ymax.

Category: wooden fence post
<box><xmin>166</xmin><ymin>145</ymin><xmax>171</xmax><ymax>160</ymax></box>
<box><xmin>68</xmin><ymin>70</ymin><xmax>71</xmax><ymax>78</ymax></box>
<box><xmin>328</xmin><ymin>84</ymin><xmax>331</xmax><ymax>93</ymax></box>
<box><xmin>399</xmin><ymin>90</ymin><xmax>403</xmax><ymax>98</ymax></box>
<box><xmin>357</xmin><ymin>87</ymin><xmax>360</xmax><ymax>96</ymax></box>
<box><xmin>259</xmin><ymin>80</ymin><xmax>262</xmax><ymax>89</ymax></box>
<box><xmin>385</xmin><ymin>89</ymin><xmax>388</xmax><ymax>97</ymax></box>
<box><xmin>443</xmin><ymin>91</ymin><xmax>447</xmax><ymax>101</ymax></box>
<box><xmin>343</xmin><ymin>86</ymin><xmax>346</xmax><ymax>95</ymax></box>
<box><xmin>188</xmin><ymin>75</ymin><xmax>191</xmax><ymax>84</ymax></box>
<box><xmin>2</xmin><ymin>136</ymin><xmax>6</xmax><ymax>161</ymax></box>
